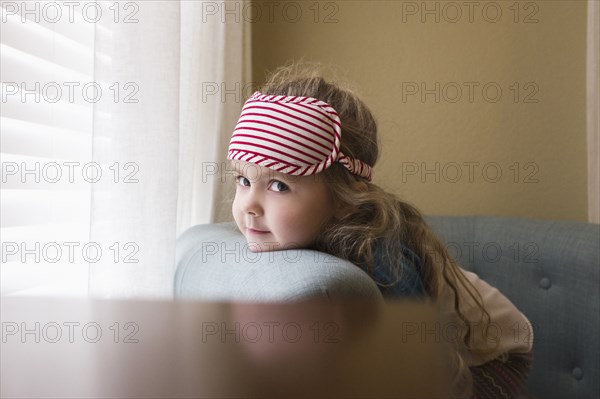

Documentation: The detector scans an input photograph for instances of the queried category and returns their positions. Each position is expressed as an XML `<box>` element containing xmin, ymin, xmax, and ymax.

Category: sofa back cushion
<box><xmin>426</xmin><ymin>216</ymin><xmax>600</xmax><ymax>399</ymax></box>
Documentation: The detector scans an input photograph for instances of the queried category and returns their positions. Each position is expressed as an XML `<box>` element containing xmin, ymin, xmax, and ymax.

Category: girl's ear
<box><xmin>332</xmin><ymin>196</ymin><xmax>355</xmax><ymax>220</ymax></box>
<box><xmin>352</xmin><ymin>181</ymin><xmax>368</xmax><ymax>192</ymax></box>
<box><xmin>333</xmin><ymin>181</ymin><xmax>367</xmax><ymax>219</ymax></box>
<box><xmin>334</xmin><ymin>205</ymin><xmax>354</xmax><ymax>220</ymax></box>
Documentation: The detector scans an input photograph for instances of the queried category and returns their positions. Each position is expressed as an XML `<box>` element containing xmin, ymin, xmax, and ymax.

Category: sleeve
<box><xmin>440</xmin><ymin>268</ymin><xmax>534</xmax><ymax>367</ymax></box>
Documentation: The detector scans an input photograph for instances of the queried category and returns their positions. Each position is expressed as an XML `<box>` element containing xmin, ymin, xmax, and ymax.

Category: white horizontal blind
<box><xmin>1</xmin><ymin>1</ymin><xmax>96</xmax><ymax>296</ymax></box>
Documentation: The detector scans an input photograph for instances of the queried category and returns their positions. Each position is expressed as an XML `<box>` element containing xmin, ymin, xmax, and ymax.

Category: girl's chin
<box><xmin>244</xmin><ymin>240</ymin><xmax>283</xmax><ymax>253</ymax></box>
<box><xmin>243</xmin><ymin>239</ymin><xmax>304</xmax><ymax>253</ymax></box>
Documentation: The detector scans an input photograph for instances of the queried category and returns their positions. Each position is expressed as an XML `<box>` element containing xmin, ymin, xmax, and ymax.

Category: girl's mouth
<box><xmin>247</xmin><ymin>228</ymin><xmax>270</xmax><ymax>235</ymax></box>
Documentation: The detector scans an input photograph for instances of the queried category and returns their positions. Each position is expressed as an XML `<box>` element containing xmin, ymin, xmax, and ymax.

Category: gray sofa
<box><xmin>175</xmin><ymin>216</ymin><xmax>600</xmax><ymax>398</ymax></box>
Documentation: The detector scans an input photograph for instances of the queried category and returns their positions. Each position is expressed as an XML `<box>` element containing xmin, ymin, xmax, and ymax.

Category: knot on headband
<box><xmin>227</xmin><ymin>91</ymin><xmax>373</xmax><ymax>181</ymax></box>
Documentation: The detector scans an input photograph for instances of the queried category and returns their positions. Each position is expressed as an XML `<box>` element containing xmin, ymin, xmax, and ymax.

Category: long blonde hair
<box><xmin>258</xmin><ymin>62</ymin><xmax>497</xmax><ymax>395</ymax></box>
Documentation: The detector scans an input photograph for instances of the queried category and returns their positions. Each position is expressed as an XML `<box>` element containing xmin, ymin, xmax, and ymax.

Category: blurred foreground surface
<box><xmin>1</xmin><ymin>297</ymin><xmax>453</xmax><ymax>398</ymax></box>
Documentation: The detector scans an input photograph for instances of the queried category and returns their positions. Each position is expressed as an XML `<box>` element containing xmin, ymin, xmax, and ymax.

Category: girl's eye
<box><xmin>269</xmin><ymin>180</ymin><xmax>289</xmax><ymax>192</ymax></box>
<box><xmin>236</xmin><ymin>175</ymin><xmax>250</xmax><ymax>187</ymax></box>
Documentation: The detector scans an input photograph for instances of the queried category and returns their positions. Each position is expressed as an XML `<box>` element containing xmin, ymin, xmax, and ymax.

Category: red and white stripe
<box><xmin>227</xmin><ymin>91</ymin><xmax>373</xmax><ymax>181</ymax></box>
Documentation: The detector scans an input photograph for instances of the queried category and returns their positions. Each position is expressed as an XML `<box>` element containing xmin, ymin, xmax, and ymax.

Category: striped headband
<box><xmin>227</xmin><ymin>91</ymin><xmax>373</xmax><ymax>181</ymax></box>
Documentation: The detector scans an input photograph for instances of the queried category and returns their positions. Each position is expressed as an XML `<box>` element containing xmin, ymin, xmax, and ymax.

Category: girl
<box><xmin>227</xmin><ymin>63</ymin><xmax>534</xmax><ymax>398</ymax></box>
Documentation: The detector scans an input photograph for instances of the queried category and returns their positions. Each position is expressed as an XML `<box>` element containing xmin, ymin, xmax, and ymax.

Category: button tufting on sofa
<box><xmin>425</xmin><ymin>216</ymin><xmax>599</xmax><ymax>398</ymax></box>
<box><xmin>539</xmin><ymin>277</ymin><xmax>551</xmax><ymax>289</ymax></box>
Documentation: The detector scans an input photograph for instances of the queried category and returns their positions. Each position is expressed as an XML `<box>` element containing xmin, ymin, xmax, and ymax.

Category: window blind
<box><xmin>1</xmin><ymin>1</ymin><xmax>96</xmax><ymax>296</ymax></box>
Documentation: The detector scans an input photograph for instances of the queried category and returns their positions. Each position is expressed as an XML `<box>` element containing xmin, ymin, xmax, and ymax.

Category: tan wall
<box><xmin>251</xmin><ymin>0</ymin><xmax>588</xmax><ymax>221</ymax></box>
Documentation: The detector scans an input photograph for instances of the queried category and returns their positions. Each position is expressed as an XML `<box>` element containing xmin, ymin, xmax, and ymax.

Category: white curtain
<box><xmin>89</xmin><ymin>1</ymin><xmax>251</xmax><ymax>298</ymax></box>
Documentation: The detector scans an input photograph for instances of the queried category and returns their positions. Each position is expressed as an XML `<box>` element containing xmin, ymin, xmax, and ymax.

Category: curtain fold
<box><xmin>177</xmin><ymin>0</ymin><xmax>252</xmax><ymax>233</ymax></box>
<box><xmin>89</xmin><ymin>1</ymin><xmax>251</xmax><ymax>298</ymax></box>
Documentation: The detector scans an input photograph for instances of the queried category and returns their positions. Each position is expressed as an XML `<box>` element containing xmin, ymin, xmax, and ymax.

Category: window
<box><xmin>1</xmin><ymin>1</ymin><xmax>95</xmax><ymax>296</ymax></box>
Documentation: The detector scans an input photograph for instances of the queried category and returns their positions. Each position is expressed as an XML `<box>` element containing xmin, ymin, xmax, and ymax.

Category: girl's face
<box><xmin>231</xmin><ymin>161</ymin><xmax>338</xmax><ymax>252</ymax></box>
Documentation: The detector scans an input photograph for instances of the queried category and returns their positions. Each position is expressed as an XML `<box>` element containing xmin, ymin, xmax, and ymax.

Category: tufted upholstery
<box><xmin>426</xmin><ymin>216</ymin><xmax>599</xmax><ymax>399</ymax></box>
<box><xmin>175</xmin><ymin>216</ymin><xmax>599</xmax><ymax>398</ymax></box>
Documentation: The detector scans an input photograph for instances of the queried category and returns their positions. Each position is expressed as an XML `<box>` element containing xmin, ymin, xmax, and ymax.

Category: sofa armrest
<box><xmin>175</xmin><ymin>222</ymin><xmax>383</xmax><ymax>302</ymax></box>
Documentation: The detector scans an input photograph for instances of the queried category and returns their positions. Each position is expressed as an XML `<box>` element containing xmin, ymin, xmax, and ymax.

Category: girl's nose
<box><xmin>242</xmin><ymin>191</ymin><xmax>263</xmax><ymax>217</ymax></box>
